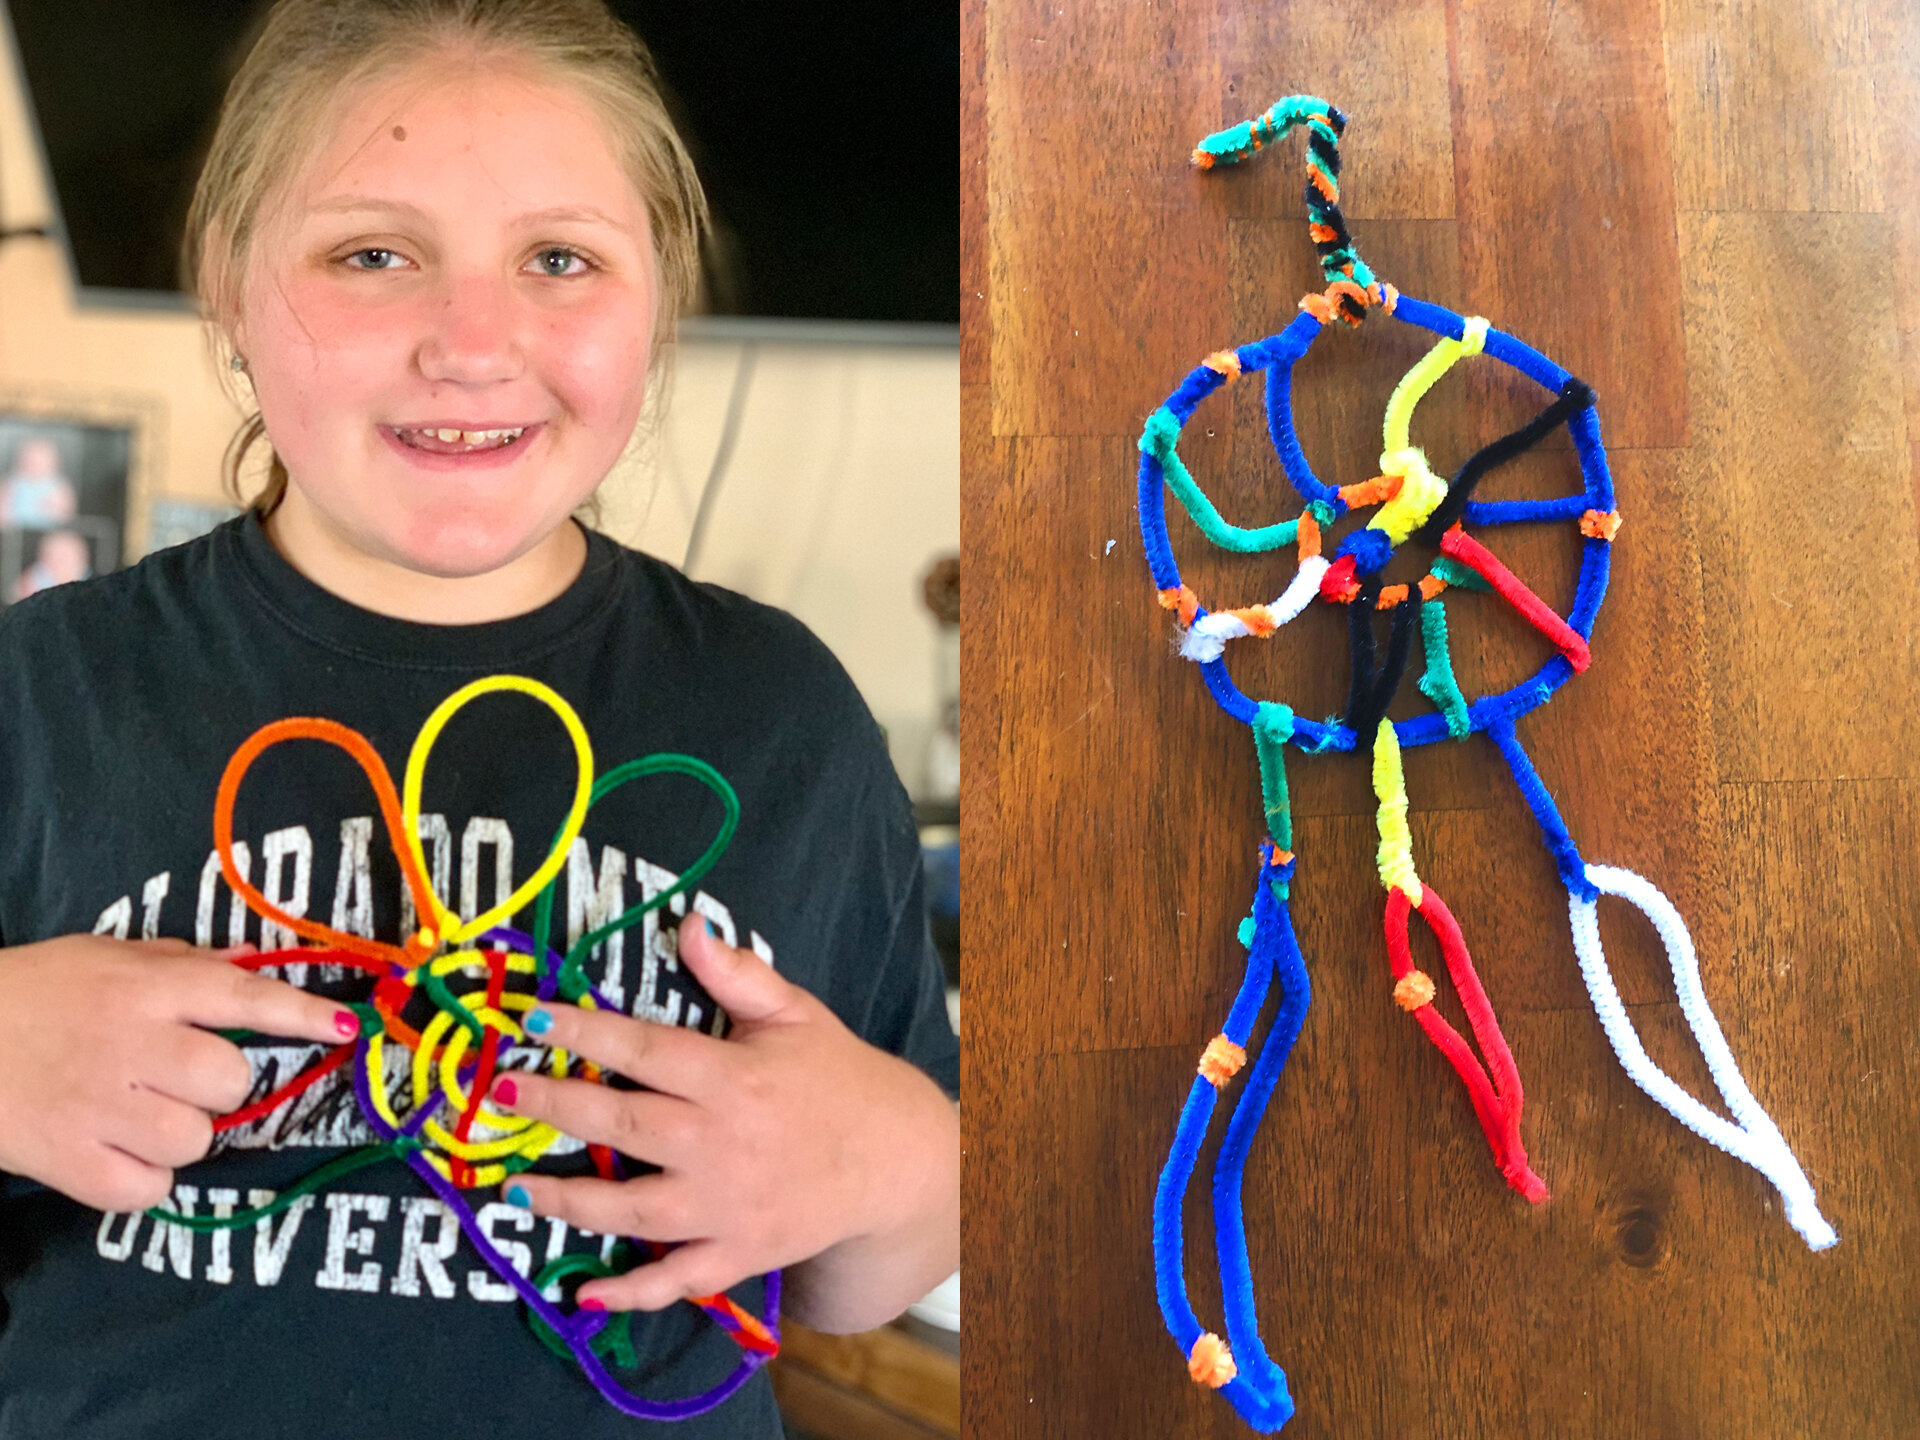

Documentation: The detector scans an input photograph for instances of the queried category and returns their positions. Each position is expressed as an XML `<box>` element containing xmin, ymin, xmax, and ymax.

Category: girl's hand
<box><xmin>0</xmin><ymin>935</ymin><xmax>360</xmax><ymax>1211</ymax></box>
<box><xmin>494</xmin><ymin>913</ymin><xmax>959</xmax><ymax>1322</ymax></box>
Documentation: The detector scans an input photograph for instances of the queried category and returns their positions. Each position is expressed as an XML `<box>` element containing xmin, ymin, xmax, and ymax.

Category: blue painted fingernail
<box><xmin>505</xmin><ymin>1184</ymin><xmax>530</xmax><ymax>1209</ymax></box>
<box><xmin>704</xmin><ymin>917</ymin><xmax>717</xmax><ymax>937</ymax></box>
<box><xmin>524</xmin><ymin>1008</ymin><xmax>554</xmax><ymax>1036</ymax></box>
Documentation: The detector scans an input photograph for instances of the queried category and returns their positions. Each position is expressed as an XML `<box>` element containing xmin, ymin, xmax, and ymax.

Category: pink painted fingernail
<box><xmin>580</xmin><ymin>1297</ymin><xmax>607</xmax><ymax>1312</ymax></box>
<box><xmin>493</xmin><ymin>1077</ymin><xmax>518</xmax><ymax>1108</ymax></box>
<box><xmin>334</xmin><ymin>1009</ymin><xmax>359</xmax><ymax>1038</ymax></box>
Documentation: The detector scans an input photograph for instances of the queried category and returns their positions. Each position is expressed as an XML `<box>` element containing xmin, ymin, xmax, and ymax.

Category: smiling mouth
<box><xmin>389</xmin><ymin>425</ymin><xmax>533</xmax><ymax>454</ymax></box>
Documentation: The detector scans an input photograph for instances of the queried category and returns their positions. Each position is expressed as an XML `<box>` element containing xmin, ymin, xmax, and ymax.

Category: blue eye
<box><xmin>344</xmin><ymin>247</ymin><xmax>405</xmax><ymax>270</ymax></box>
<box><xmin>533</xmin><ymin>248</ymin><xmax>589</xmax><ymax>277</ymax></box>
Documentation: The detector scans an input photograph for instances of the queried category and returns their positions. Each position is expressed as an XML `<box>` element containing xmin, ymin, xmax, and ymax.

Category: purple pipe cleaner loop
<box><xmin>351</xmin><ymin>965</ymin><xmax>779</xmax><ymax>1419</ymax></box>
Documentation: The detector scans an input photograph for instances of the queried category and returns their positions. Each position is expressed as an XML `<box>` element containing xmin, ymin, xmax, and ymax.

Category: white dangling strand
<box><xmin>1568</xmin><ymin>863</ymin><xmax>1837</xmax><ymax>1251</ymax></box>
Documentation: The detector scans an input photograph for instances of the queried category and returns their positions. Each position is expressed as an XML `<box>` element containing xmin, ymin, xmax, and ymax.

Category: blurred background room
<box><xmin>0</xmin><ymin>1</ymin><xmax>958</xmax><ymax>1434</ymax></box>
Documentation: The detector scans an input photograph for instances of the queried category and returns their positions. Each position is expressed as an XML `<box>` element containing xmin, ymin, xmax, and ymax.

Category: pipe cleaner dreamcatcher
<box><xmin>152</xmin><ymin>675</ymin><xmax>776</xmax><ymax>1421</ymax></box>
<box><xmin>1139</xmin><ymin>97</ymin><xmax>1836</xmax><ymax>1433</ymax></box>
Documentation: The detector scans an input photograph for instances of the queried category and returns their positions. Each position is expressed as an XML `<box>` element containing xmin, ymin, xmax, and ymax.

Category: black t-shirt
<box><xmin>0</xmin><ymin>515</ymin><xmax>958</xmax><ymax>1439</ymax></box>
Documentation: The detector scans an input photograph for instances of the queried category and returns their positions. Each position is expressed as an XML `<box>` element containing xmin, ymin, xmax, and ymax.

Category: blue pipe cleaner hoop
<box><xmin>1137</xmin><ymin>294</ymin><xmax>1615</xmax><ymax>759</ymax></box>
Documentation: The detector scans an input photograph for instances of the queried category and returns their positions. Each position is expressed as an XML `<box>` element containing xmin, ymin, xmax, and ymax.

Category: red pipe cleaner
<box><xmin>1384</xmin><ymin>885</ymin><xmax>1547</xmax><ymax>1203</ymax></box>
<box><xmin>1439</xmin><ymin>525</ymin><xmax>1590</xmax><ymax>673</ymax></box>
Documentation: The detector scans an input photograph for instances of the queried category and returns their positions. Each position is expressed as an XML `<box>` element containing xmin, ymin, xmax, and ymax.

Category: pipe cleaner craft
<box><xmin>148</xmin><ymin>675</ymin><xmax>778</xmax><ymax>1421</ymax></box>
<box><xmin>1141</xmin><ymin>96</ymin><xmax>1836</xmax><ymax>1433</ymax></box>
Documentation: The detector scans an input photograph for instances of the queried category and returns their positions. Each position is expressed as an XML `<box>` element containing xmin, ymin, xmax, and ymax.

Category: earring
<box><xmin>230</xmin><ymin>353</ymin><xmax>248</xmax><ymax>373</ymax></box>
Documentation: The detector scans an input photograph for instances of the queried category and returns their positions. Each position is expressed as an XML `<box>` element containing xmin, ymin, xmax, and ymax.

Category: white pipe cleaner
<box><xmin>1568</xmin><ymin>863</ymin><xmax>1837</xmax><ymax>1251</ymax></box>
<box><xmin>1179</xmin><ymin>556</ymin><xmax>1331</xmax><ymax>663</ymax></box>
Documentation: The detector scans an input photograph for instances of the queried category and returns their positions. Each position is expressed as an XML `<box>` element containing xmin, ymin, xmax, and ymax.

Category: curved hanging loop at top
<box><xmin>1192</xmin><ymin>95</ymin><xmax>1395</xmax><ymax>327</ymax></box>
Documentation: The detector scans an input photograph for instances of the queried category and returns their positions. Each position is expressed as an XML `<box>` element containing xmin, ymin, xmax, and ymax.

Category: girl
<box><xmin>0</xmin><ymin>2</ymin><xmax>960</xmax><ymax>1435</ymax></box>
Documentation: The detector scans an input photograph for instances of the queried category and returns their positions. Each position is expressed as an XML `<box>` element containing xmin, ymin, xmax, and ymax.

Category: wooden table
<box><xmin>772</xmin><ymin>1318</ymin><xmax>959</xmax><ymax>1438</ymax></box>
<box><xmin>963</xmin><ymin>1</ymin><xmax>1920</xmax><ymax>1435</ymax></box>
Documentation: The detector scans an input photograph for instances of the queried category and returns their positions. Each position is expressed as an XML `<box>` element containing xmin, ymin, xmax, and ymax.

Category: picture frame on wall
<box><xmin>0</xmin><ymin>387</ymin><xmax>161</xmax><ymax>609</ymax></box>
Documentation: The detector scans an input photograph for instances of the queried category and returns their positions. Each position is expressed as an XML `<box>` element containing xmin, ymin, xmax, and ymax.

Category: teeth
<box><xmin>405</xmin><ymin>427</ymin><xmax>526</xmax><ymax>448</ymax></box>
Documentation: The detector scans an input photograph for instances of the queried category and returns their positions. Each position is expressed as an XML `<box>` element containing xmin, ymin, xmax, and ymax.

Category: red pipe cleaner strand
<box><xmin>448</xmin><ymin>951</ymin><xmax>510</xmax><ymax>1188</ymax></box>
<box><xmin>1414</xmin><ymin>889</ymin><xmax>1545</xmax><ymax>1201</ymax></box>
<box><xmin>216</xmin><ymin>946</ymin><xmax>371</xmax><ymax>1133</ymax></box>
<box><xmin>1438</xmin><ymin>525</ymin><xmax>1591</xmax><ymax>673</ymax></box>
<box><xmin>702</xmin><ymin>1297</ymin><xmax>780</xmax><ymax>1355</ymax></box>
<box><xmin>212</xmin><ymin>1040</ymin><xmax>354</xmax><ymax>1134</ymax></box>
<box><xmin>1384</xmin><ymin>886</ymin><xmax>1547</xmax><ymax>1202</ymax></box>
<box><xmin>230</xmin><ymin>944</ymin><xmax>388</xmax><ymax>979</ymax></box>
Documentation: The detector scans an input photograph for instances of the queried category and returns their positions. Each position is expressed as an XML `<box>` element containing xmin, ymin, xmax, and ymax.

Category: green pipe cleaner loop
<box><xmin>530</xmin><ymin>755</ymin><xmax>742</xmax><ymax>1001</ymax></box>
<box><xmin>530</xmin><ymin>1249</ymin><xmax>641</xmax><ymax>1369</ymax></box>
<box><xmin>148</xmin><ymin>1139</ymin><xmax>420</xmax><ymax>1232</ymax></box>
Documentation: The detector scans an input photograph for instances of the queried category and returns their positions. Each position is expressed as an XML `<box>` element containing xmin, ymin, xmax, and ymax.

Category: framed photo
<box><xmin>0</xmin><ymin>388</ymin><xmax>162</xmax><ymax>609</ymax></box>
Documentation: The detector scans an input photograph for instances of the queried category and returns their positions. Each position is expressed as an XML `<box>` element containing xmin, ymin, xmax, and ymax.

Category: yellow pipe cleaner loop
<box><xmin>1370</xmin><ymin>316</ymin><xmax>1490</xmax><ymax>544</ymax></box>
<box><xmin>1372</xmin><ymin>718</ymin><xmax>1422</xmax><ymax>902</ymax></box>
<box><xmin>401</xmin><ymin>675</ymin><xmax>594</xmax><ymax>946</ymax></box>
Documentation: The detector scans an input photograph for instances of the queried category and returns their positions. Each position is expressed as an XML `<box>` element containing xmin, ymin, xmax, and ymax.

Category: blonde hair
<box><xmin>182</xmin><ymin>0</ymin><xmax>708</xmax><ymax>515</ymax></box>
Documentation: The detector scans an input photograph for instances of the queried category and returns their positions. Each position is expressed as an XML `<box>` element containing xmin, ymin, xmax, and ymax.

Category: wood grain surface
<box><xmin>961</xmin><ymin>1</ymin><xmax>1920</xmax><ymax>1435</ymax></box>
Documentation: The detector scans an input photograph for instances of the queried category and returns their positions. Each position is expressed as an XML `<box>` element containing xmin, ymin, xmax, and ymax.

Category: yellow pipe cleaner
<box><xmin>1370</xmin><ymin>316</ymin><xmax>1490</xmax><ymax>544</ymax></box>
<box><xmin>400</xmin><ymin>674</ymin><xmax>594</xmax><ymax>947</ymax></box>
<box><xmin>1372</xmin><ymin>718</ymin><xmax>1422</xmax><ymax>901</ymax></box>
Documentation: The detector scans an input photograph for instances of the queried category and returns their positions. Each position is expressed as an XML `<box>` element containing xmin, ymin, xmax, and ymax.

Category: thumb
<box><xmin>675</xmin><ymin>912</ymin><xmax>795</xmax><ymax>1027</ymax></box>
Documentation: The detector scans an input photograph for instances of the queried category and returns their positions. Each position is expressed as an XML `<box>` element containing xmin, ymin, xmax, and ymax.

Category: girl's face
<box><xmin>236</xmin><ymin>55</ymin><xmax>657</xmax><ymax>586</ymax></box>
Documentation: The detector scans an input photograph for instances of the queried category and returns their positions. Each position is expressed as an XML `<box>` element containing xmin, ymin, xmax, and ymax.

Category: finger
<box><xmin>158</xmin><ymin>958</ymin><xmax>360</xmax><ymax>1047</ymax></box>
<box><xmin>506</xmin><ymin>1171</ymin><xmax>702</xmax><ymax>1244</ymax></box>
<box><xmin>77</xmin><ymin>1143</ymin><xmax>174</xmax><ymax>1213</ymax></box>
<box><xmin>519</xmin><ymin>1002</ymin><xmax>727</xmax><ymax>1101</ymax></box>
<box><xmin>100</xmin><ymin>1088</ymin><xmax>214</xmax><ymax>1171</ymax></box>
<box><xmin>140</xmin><ymin>1026</ymin><xmax>256</xmax><ymax>1114</ymax></box>
<box><xmin>120</xmin><ymin>939</ymin><xmax>257</xmax><ymax>967</ymax></box>
<box><xmin>576</xmin><ymin>1239</ymin><xmax>740</xmax><ymax>1313</ymax></box>
<box><xmin>492</xmin><ymin>1072</ymin><xmax>698</xmax><ymax>1166</ymax></box>
<box><xmin>675</xmin><ymin>913</ymin><xmax>802</xmax><ymax>1028</ymax></box>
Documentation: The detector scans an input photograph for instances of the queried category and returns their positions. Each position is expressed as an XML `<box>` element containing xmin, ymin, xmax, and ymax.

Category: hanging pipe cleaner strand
<box><xmin>1152</xmin><ymin>844</ymin><xmax>1307</xmax><ymax>1432</ymax></box>
<box><xmin>1486</xmin><ymin>720</ymin><xmax>1835</xmax><ymax>1249</ymax></box>
<box><xmin>1372</xmin><ymin>721</ymin><xmax>1546</xmax><ymax>1201</ymax></box>
<box><xmin>1253</xmin><ymin>701</ymin><xmax>1296</xmax><ymax>860</ymax></box>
